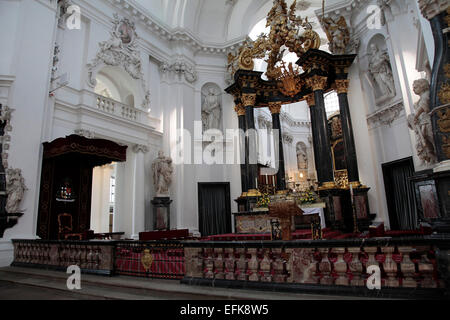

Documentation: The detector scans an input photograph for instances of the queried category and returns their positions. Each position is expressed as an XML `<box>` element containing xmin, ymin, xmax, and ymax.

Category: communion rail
<box><xmin>11</xmin><ymin>239</ymin><xmax>185</xmax><ymax>279</ymax></box>
<box><xmin>182</xmin><ymin>236</ymin><xmax>450</xmax><ymax>299</ymax></box>
<box><xmin>10</xmin><ymin>236</ymin><xmax>450</xmax><ymax>298</ymax></box>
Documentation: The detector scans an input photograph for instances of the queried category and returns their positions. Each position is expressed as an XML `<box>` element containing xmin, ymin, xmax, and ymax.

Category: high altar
<box><xmin>225</xmin><ymin>0</ymin><xmax>373</xmax><ymax>234</ymax></box>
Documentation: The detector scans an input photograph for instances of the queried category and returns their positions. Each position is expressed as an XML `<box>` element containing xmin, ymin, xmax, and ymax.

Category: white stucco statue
<box><xmin>152</xmin><ymin>151</ymin><xmax>173</xmax><ymax>197</ymax></box>
<box><xmin>202</xmin><ymin>87</ymin><xmax>222</xmax><ymax>132</ymax></box>
<box><xmin>6</xmin><ymin>168</ymin><xmax>26</xmax><ymax>213</ymax></box>
<box><xmin>407</xmin><ymin>79</ymin><xmax>436</xmax><ymax>164</ymax></box>
<box><xmin>368</xmin><ymin>43</ymin><xmax>396</xmax><ymax>98</ymax></box>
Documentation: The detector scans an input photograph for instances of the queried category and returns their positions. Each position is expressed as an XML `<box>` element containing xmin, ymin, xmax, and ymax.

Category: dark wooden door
<box><xmin>382</xmin><ymin>157</ymin><xmax>417</xmax><ymax>230</ymax></box>
<box><xmin>198</xmin><ymin>183</ymin><xmax>231</xmax><ymax>236</ymax></box>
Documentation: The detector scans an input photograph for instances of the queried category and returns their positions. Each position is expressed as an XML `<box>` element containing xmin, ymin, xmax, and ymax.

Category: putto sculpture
<box><xmin>152</xmin><ymin>151</ymin><xmax>173</xmax><ymax>197</ymax></box>
<box><xmin>407</xmin><ymin>79</ymin><xmax>437</xmax><ymax>165</ymax></box>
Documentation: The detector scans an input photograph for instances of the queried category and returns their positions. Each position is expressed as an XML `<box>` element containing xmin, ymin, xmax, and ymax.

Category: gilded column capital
<box><xmin>241</xmin><ymin>93</ymin><xmax>256</xmax><ymax>107</ymax></box>
<box><xmin>306</xmin><ymin>75</ymin><xmax>328</xmax><ymax>92</ymax></box>
<box><xmin>268</xmin><ymin>102</ymin><xmax>282</xmax><ymax>114</ymax></box>
<box><xmin>304</xmin><ymin>93</ymin><xmax>316</xmax><ymax>106</ymax></box>
<box><xmin>335</xmin><ymin>79</ymin><xmax>350</xmax><ymax>94</ymax></box>
<box><xmin>234</xmin><ymin>103</ymin><xmax>246</xmax><ymax>116</ymax></box>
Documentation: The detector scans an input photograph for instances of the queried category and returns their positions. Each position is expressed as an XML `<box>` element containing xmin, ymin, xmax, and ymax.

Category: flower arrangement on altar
<box><xmin>256</xmin><ymin>193</ymin><xmax>271</xmax><ymax>208</ymax></box>
<box><xmin>296</xmin><ymin>190</ymin><xmax>317</xmax><ymax>205</ymax></box>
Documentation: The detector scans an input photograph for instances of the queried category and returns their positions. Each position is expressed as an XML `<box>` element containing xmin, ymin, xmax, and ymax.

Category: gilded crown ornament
<box><xmin>274</xmin><ymin>61</ymin><xmax>303</xmax><ymax>97</ymax></box>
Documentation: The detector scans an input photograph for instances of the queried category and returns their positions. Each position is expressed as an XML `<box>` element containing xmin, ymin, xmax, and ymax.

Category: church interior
<box><xmin>0</xmin><ymin>0</ymin><xmax>450</xmax><ymax>299</ymax></box>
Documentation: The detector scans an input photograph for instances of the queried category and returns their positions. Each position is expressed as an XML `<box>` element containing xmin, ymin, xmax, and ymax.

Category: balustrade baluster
<box><xmin>224</xmin><ymin>248</ymin><xmax>235</xmax><ymax>280</ymax></box>
<box><xmin>204</xmin><ymin>248</ymin><xmax>214</xmax><ymax>279</ymax></box>
<box><xmin>348</xmin><ymin>247</ymin><xmax>364</xmax><ymax>286</ymax></box>
<box><xmin>260</xmin><ymin>249</ymin><xmax>272</xmax><ymax>282</ymax></box>
<box><xmin>399</xmin><ymin>246</ymin><xmax>417</xmax><ymax>288</ymax></box>
<box><xmin>382</xmin><ymin>246</ymin><xmax>399</xmax><ymax>288</ymax></box>
<box><xmin>333</xmin><ymin>248</ymin><xmax>349</xmax><ymax>286</ymax></box>
<box><xmin>214</xmin><ymin>248</ymin><xmax>224</xmax><ymax>280</ymax></box>
<box><xmin>247</xmin><ymin>248</ymin><xmax>259</xmax><ymax>282</ymax></box>
<box><xmin>272</xmin><ymin>248</ymin><xmax>286</xmax><ymax>283</ymax></box>
<box><xmin>319</xmin><ymin>248</ymin><xmax>333</xmax><ymax>285</ymax></box>
<box><xmin>418</xmin><ymin>246</ymin><xmax>437</xmax><ymax>288</ymax></box>
<box><xmin>235</xmin><ymin>248</ymin><xmax>247</xmax><ymax>281</ymax></box>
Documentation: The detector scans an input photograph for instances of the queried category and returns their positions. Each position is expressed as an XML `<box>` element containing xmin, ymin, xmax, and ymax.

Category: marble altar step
<box><xmin>0</xmin><ymin>267</ymin><xmax>369</xmax><ymax>300</ymax></box>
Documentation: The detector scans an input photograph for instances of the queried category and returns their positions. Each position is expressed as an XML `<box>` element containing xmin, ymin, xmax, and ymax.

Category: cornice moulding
<box><xmin>107</xmin><ymin>0</ymin><xmax>248</xmax><ymax>56</ymax></box>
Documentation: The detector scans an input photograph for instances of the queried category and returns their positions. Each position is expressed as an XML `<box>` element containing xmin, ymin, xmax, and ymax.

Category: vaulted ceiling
<box><xmin>132</xmin><ymin>0</ymin><xmax>345</xmax><ymax>45</ymax></box>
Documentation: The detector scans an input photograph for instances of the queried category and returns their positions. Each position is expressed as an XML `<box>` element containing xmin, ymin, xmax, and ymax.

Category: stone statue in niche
<box><xmin>368</xmin><ymin>43</ymin><xmax>396</xmax><ymax>99</ymax></box>
<box><xmin>6</xmin><ymin>168</ymin><xmax>26</xmax><ymax>214</ymax></box>
<box><xmin>201</xmin><ymin>86</ymin><xmax>222</xmax><ymax>132</ymax></box>
<box><xmin>296</xmin><ymin>143</ymin><xmax>308</xmax><ymax>170</ymax></box>
<box><xmin>407</xmin><ymin>79</ymin><xmax>437</xmax><ymax>164</ymax></box>
<box><xmin>152</xmin><ymin>151</ymin><xmax>173</xmax><ymax>197</ymax></box>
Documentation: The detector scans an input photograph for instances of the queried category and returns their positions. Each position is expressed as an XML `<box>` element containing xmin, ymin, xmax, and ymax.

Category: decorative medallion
<box><xmin>141</xmin><ymin>249</ymin><xmax>153</xmax><ymax>272</ymax></box>
<box><xmin>87</xmin><ymin>14</ymin><xmax>143</xmax><ymax>88</ymax></box>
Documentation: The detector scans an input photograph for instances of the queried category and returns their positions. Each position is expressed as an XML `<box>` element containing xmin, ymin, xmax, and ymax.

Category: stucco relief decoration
<box><xmin>87</xmin><ymin>14</ymin><xmax>144</xmax><ymax>88</ymax></box>
<box><xmin>407</xmin><ymin>79</ymin><xmax>437</xmax><ymax>165</ymax></box>
<box><xmin>0</xmin><ymin>105</ymin><xmax>26</xmax><ymax>237</ymax></box>
<box><xmin>368</xmin><ymin>42</ymin><xmax>396</xmax><ymax>104</ymax></box>
<box><xmin>159</xmin><ymin>59</ymin><xmax>198</xmax><ymax>84</ymax></box>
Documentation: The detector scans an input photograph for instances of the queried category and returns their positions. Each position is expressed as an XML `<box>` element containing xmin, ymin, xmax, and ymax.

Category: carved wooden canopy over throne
<box><xmin>37</xmin><ymin>135</ymin><xmax>127</xmax><ymax>240</ymax></box>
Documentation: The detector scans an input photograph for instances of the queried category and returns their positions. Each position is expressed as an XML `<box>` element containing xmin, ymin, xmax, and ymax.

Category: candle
<box><xmin>273</xmin><ymin>176</ymin><xmax>275</xmax><ymax>187</ymax></box>
<box><xmin>265</xmin><ymin>174</ymin><xmax>268</xmax><ymax>185</ymax></box>
<box><xmin>350</xmin><ymin>184</ymin><xmax>354</xmax><ymax>204</ymax></box>
<box><xmin>256</xmin><ymin>178</ymin><xmax>258</xmax><ymax>189</ymax></box>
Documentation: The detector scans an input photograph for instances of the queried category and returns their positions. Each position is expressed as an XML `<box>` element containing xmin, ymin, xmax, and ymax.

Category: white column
<box><xmin>131</xmin><ymin>144</ymin><xmax>149</xmax><ymax>239</ymax></box>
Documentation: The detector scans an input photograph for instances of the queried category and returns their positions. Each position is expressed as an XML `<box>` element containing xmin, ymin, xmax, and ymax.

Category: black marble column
<box><xmin>243</xmin><ymin>94</ymin><xmax>258</xmax><ymax>191</ymax></box>
<box><xmin>269</xmin><ymin>102</ymin><xmax>287</xmax><ymax>191</ymax></box>
<box><xmin>336</xmin><ymin>80</ymin><xmax>360</xmax><ymax>185</ymax></box>
<box><xmin>305</xmin><ymin>94</ymin><xmax>320</xmax><ymax>179</ymax></box>
<box><xmin>307</xmin><ymin>76</ymin><xmax>335</xmax><ymax>188</ymax></box>
<box><xmin>235</xmin><ymin>104</ymin><xmax>248</xmax><ymax>194</ymax></box>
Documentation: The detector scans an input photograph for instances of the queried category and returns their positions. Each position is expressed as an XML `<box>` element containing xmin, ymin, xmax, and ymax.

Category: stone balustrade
<box><xmin>95</xmin><ymin>94</ymin><xmax>142</xmax><ymax>123</ymax></box>
<box><xmin>183</xmin><ymin>236</ymin><xmax>450</xmax><ymax>298</ymax></box>
<box><xmin>10</xmin><ymin>236</ymin><xmax>450</xmax><ymax>298</ymax></box>
<box><xmin>12</xmin><ymin>240</ymin><xmax>115</xmax><ymax>275</ymax></box>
